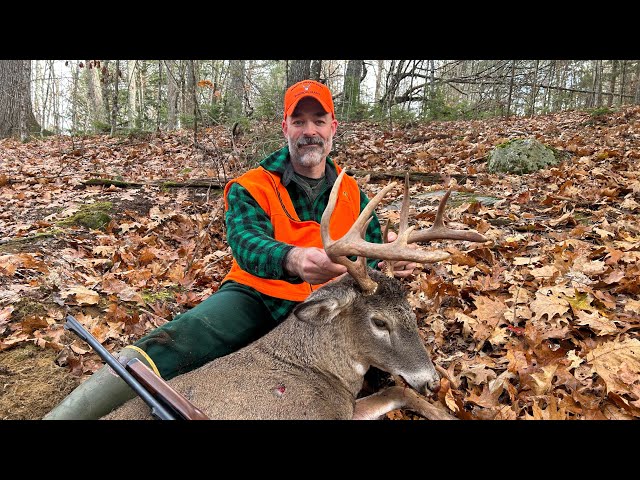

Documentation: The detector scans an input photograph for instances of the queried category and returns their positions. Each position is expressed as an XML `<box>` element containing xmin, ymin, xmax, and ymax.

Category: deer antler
<box><xmin>321</xmin><ymin>170</ymin><xmax>488</xmax><ymax>295</ymax></box>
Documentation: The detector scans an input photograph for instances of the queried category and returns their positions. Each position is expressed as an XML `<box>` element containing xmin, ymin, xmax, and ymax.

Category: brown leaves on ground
<box><xmin>1</xmin><ymin>107</ymin><xmax>640</xmax><ymax>420</ymax></box>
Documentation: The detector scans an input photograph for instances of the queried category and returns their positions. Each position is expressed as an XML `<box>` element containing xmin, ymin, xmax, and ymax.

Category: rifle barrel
<box><xmin>64</xmin><ymin>314</ymin><xmax>176</xmax><ymax>420</ymax></box>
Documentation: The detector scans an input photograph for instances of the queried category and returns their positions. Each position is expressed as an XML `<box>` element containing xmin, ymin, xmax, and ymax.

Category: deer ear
<box><xmin>293</xmin><ymin>289</ymin><xmax>355</xmax><ymax>325</ymax></box>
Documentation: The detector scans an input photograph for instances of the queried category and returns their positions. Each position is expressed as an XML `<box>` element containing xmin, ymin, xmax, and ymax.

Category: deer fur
<box><xmin>103</xmin><ymin>270</ymin><xmax>440</xmax><ymax>420</ymax></box>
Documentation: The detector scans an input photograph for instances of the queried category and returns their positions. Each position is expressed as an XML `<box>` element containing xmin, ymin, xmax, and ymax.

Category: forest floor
<box><xmin>1</xmin><ymin>106</ymin><xmax>639</xmax><ymax>420</ymax></box>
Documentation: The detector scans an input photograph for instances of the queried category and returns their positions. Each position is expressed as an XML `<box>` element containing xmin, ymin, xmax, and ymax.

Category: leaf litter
<box><xmin>1</xmin><ymin>107</ymin><xmax>639</xmax><ymax>419</ymax></box>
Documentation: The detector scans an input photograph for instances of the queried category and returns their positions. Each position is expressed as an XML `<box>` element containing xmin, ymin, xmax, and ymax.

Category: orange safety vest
<box><xmin>222</xmin><ymin>164</ymin><xmax>362</xmax><ymax>301</ymax></box>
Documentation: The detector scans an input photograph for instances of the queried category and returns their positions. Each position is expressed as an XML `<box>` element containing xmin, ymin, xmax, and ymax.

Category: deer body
<box><xmin>104</xmin><ymin>271</ymin><xmax>439</xmax><ymax>420</ymax></box>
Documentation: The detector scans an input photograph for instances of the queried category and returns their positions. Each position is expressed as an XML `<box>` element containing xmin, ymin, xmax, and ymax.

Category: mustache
<box><xmin>297</xmin><ymin>137</ymin><xmax>324</xmax><ymax>148</ymax></box>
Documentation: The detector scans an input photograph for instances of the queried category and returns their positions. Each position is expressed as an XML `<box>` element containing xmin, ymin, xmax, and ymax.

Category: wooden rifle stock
<box><xmin>125</xmin><ymin>358</ymin><xmax>209</xmax><ymax>420</ymax></box>
<box><xmin>64</xmin><ymin>314</ymin><xmax>208</xmax><ymax>420</ymax></box>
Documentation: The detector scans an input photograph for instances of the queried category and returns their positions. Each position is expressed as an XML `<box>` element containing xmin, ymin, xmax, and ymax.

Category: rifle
<box><xmin>64</xmin><ymin>314</ymin><xmax>209</xmax><ymax>420</ymax></box>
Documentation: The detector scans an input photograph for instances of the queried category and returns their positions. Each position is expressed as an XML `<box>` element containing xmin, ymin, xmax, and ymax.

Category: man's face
<box><xmin>282</xmin><ymin>97</ymin><xmax>338</xmax><ymax>170</ymax></box>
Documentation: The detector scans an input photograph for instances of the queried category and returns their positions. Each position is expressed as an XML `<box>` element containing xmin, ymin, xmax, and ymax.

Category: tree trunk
<box><xmin>111</xmin><ymin>60</ymin><xmax>120</xmax><ymax>135</ymax></box>
<box><xmin>128</xmin><ymin>60</ymin><xmax>137</xmax><ymax>129</ymax></box>
<box><xmin>70</xmin><ymin>62</ymin><xmax>79</xmax><ymax>133</ymax></box>
<box><xmin>227</xmin><ymin>60</ymin><xmax>245</xmax><ymax>119</ymax></box>
<box><xmin>44</xmin><ymin>60</ymin><xmax>55</xmax><ymax>134</ymax></box>
<box><xmin>310</xmin><ymin>60</ymin><xmax>322</xmax><ymax>81</ymax></box>
<box><xmin>86</xmin><ymin>60</ymin><xmax>106</xmax><ymax>131</ymax></box>
<box><xmin>182</xmin><ymin>60</ymin><xmax>197</xmax><ymax>124</ymax></box>
<box><xmin>33</xmin><ymin>60</ymin><xmax>42</xmax><ymax>130</ymax></box>
<box><xmin>0</xmin><ymin>60</ymin><xmax>40</xmax><ymax>139</ymax></box>
<box><xmin>592</xmin><ymin>60</ymin><xmax>603</xmax><ymax>108</ymax></box>
<box><xmin>287</xmin><ymin>60</ymin><xmax>311</xmax><ymax>87</ymax></box>
<box><xmin>608</xmin><ymin>60</ymin><xmax>618</xmax><ymax>107</ymax></box>
<box><xmin>529</xmin><ymin>60</ymin><xmax>539</xmax><ymax>117</ymax></box>
<box><xmin>100</xmin><ymin>60</ymin><xmax>111</xmax><ymax>127</ymax></box>
<box><xmin>155</xmin><ymin>60</ymin><xmax>161</xmax><ymax>131</ymax></box>
<box><xmin>506</xmin><ymin>60</ymin><xmax>516</xmax><ymax>117</ymax></box>
<box><xmin>343</xmin><ymin>59</ymin><xmax>363</xmax><ymax>119</ymax></box>
<box><xmin>619</xmin><ymin>60</ymin><xmax>627</xmax><ymax>106</ymax></box>
<box><xmin>374</xmin><ymin>60</ymin><xmax>385</xmax><ymax>104</ymax></box>
<box><xmin>166</xmin><ymin>60</ymin><xmax>178</xmax><ymax>130</ymax></box>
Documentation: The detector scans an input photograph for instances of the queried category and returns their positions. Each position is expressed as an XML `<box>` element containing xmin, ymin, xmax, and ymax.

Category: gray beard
<box><xmin>288</xmin><ymin>137</ymin><xmax>332</xmax><ymax>169</ymax></box>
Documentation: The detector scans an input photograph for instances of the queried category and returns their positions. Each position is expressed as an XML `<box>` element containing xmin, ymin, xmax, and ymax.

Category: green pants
<box><xmin>134</xmin><ymin>281</ymin><xmax>276</xmax><ymax>380</ymax></box>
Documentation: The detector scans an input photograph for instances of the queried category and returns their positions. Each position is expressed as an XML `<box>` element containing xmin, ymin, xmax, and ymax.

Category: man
<box><xmin>44</xmin><ymin>79</ymin><xmax>416</xmax><ymax>419</ymax></box>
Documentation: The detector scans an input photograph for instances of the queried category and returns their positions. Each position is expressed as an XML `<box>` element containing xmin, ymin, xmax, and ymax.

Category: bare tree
<box><xmin>619</xmin><ymin>60</ymin><xmax>627</xmax><ymax>106</ymax></box>
<box><xmin>310</xmin><ymin>60</ymin><xmax>322</xmax><ymax>81</ymax></box>
<box><xmin>0</xmin><ymin>60</ymin><xmax>40</xmax><ymax>139</ymax></box>
<box><xmin>227</xmin><ymin>60</ymin><xmax>246</xmax><ymax>119</ymax></box>
<box><xmin>287</xmin><ymin>60</ymin><xmax>311</xmax><ymax>87</ymax></box>
<box><xmin>506</xmin><ymin>60</ymin><xmax>516</xmax><ymax>117</ymax></box>
<box><xmin>182</xmin><ymin>60</ymin><xmax>198</xmax><ymax>123</ymax></box>
<box><xmin>85</xmin><ymin>60</ymin><xmax>106</xmax><ymax>131</ymax></box>
<box><xmin>128</xmin><ymin>60</ymin><xmax>137</xmax><ymax>129</ymax></box>
<box><xmin>374</xmin><ymin>60</ymin><xmax>385</xmax><ymax>103</ymax></box>
<box><xmin>342</xmin><ymin>59</ymin><xmax>363</xmax><ymax>119</ymax></box>
<box><xmin>110</xmin><ymin>60</ymin><xmax>120</xmax><ymax>135</ymax></box>
<box><xmin>635</xmin><ymin>61</ymin><xmax>640</xmax><ymax>104</ymax></box>
<box><xmin>166</xmin><ymin>60</ymin><xmax>178</xmax><ymax>130</ymax></box>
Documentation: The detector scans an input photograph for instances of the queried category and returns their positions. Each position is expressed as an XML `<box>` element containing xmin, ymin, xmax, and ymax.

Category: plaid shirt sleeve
<box><xmin>225</xmin><ymin>182</ymin><xmax>295</xmax><ymax>280</ymax></box>
<box><xmin>225</xmin><ymin>180</ymin><xmax>384</xmax><ymax>280</ymax></box>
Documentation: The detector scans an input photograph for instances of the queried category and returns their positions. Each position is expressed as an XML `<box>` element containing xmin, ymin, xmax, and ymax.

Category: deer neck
<box><xmin>262</xmin><ymin>318</ymin><xmax>368</xmax><ymax>399</ymax></box>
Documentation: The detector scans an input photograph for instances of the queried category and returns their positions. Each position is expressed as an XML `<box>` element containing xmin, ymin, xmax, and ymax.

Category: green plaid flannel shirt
<box><xmin>224</xmin><ymin>146</ymin><xmax>383</xmax><ymax>323</ymax></box>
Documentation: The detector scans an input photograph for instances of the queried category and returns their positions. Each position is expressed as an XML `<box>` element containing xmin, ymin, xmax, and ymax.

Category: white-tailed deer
<box><xmin>103</xmin><ymin>171</ymin><xmax>487</xmax><ymax>420</ymax></box>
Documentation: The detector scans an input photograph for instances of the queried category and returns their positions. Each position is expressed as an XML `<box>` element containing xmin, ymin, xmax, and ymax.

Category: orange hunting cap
<box><xmin>284</xmin><ymin>80</ymin><xmax>335</xmax><ymax>119</ymax></box>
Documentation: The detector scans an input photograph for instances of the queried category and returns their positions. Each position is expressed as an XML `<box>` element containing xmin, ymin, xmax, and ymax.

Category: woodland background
<box><xmin>2</xmin><ymin>60</ymin><xmax>640</xmax><ymax>139</ymax></box>
<box><xmin>0</xmin><ymin>59</ymin><xmax>639</xmax><ymax>420</ymax></box>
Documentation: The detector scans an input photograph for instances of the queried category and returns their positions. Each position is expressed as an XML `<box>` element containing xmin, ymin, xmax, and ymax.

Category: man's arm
<box><xmin>226</xmin><ymin>182</ymin><xmax>346</xmax><ymax>284</ymax></box>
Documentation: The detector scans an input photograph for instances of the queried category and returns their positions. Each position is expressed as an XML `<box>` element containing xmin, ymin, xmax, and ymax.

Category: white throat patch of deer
<box><xmin>103</xmin><ymin>170</ymin><xmax>487</xmax><ymax>420</ymax></box>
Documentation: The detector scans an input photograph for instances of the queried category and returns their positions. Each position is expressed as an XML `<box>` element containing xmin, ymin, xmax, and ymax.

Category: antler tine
<box><xmin>407</xmin><ymin>189</ymin><xmax>488</xmax><ymax>244</ymax></box>
<box><xmin>399</xmin><ymin>173</ymin><xmax>410</xmax><ymax>233</ymax></box>
<box><xmin>321</xmin><ymin>170</ymin><xmax>487</xmax><ymax>295</ymax></box>
<box><xmin>383</xmin><ymin>173</ymin><xmax>410</xmax><ymax>277</ymax></box>
<box><xmin>381</xmin><ymin>218</ymin><xmax>394</xmax><ymax>277</ymax></box>
<box><xmin>321</xmin><ymin>169</ymin><xmax>382</xmax><ymax>294</ymax></box>
<box><xmin>322</xmin><ymin>170</ymin><xmax>452</xmax><ymax>295</ymax></box>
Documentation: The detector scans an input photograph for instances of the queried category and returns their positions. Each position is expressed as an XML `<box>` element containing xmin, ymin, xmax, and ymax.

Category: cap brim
<box><xmin>285</xmin><ymin>95</ymin><xmax>334</xmax><ymax>118</ymax></box>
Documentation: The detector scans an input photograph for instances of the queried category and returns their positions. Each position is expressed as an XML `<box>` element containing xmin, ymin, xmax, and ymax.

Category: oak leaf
<box><xmin>586</xmin><ymin>338</ymin><xmax>640</xmax><ymax>402</ymax></box>
<box><xmin>530</xmin><ymin>287</ymin><xmax>570</xmax><ymax>321</ymax></box>
<box><xmin>566</xmin><ymin>350</ymin><xmax>584</xmax><ymax>370</ymax></box>
<box><xmin>61</xmin><ymin>286</ymin><xmax>100</xmax><ymax>305</ymax></box>
<box><xmin>472</xmin><ymin>295</ymin><xmax>507</xmax><ymax>328</ymax></box>
<box><xmin>574</xmin><ymin>310</ymin><xmax>618</xmax><ymax>336</ymax></box>
<box><xmin>529</xmin><ymin>265</ymin><xmax>559</xmax><ymax>281</ymax></box>
<box><xmin>572</xmin><ymin>256</ymin><xmax>606</xmax><ymax>276</ymax></box>
<box><xmin>529</xmin><ymin>364</ymin><xmax>558</xmax><ymax>395</ymax></box>
<box><xmin>623</xmin><ymin>299</ymin><xmax>640</xmax><ymax>314</ymax></box>
<box><xmin>527</xmin><ymin>395</ymin><xmax>567</xmax><ymax>420</ymax></box>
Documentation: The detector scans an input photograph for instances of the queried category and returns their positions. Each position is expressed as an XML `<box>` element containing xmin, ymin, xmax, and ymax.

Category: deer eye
<box><xmin>371</xmin><ymin>317</ymin><xmax>388</xmax><ymax>330</ymax></box>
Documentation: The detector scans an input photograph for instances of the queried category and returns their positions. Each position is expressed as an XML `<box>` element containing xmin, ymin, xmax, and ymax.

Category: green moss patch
<box><xmin>57</xmin><ymin>202</ymin><xmax>113</xmax><ymax>230</ymax></box>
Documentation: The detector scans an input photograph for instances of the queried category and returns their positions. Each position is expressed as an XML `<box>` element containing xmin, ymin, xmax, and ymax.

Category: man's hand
<box><xmin>284</xmin><ymin>247</ymin><xmax>347</xmax><ymax>284</ymax></box>
<box><xmin>377</xmin><ymin>230</ymin><xmax>418</xmax><ymax>279</ymax></box>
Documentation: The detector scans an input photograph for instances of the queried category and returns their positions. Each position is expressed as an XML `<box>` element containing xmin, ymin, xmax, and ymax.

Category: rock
<box><xmin>487</xmin><ymin>138</ymin><xmax>560</xmax><ymax>174</ymax></box>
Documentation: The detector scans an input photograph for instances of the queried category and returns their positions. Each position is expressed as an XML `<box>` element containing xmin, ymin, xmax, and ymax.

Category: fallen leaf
<box><xmin>586</xmin><ymin>338</ymin><xmax>640</xmax><ymax>398</ymax></box>
<box><xmin>61</xmin><ymin>286</ymin><xmax>100</xmax><ymax>305</ymax></box>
